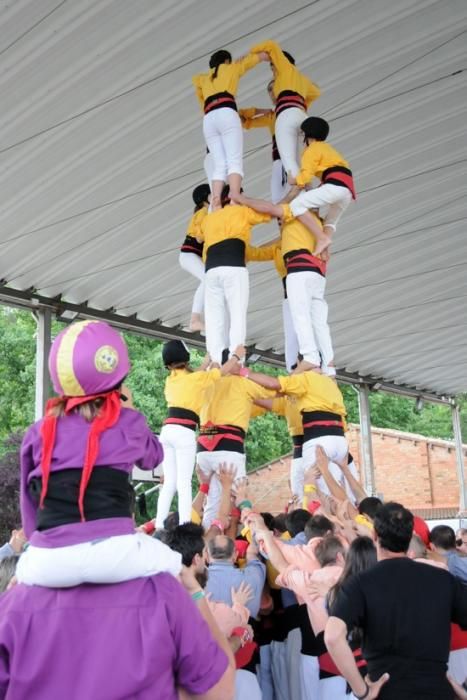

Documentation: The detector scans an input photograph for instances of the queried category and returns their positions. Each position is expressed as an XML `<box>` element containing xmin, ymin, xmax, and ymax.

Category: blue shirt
<box><xmin>206</xmin><ymin>560</ymin><xmax>266</xmax><ymax>618</ymax></box>
<box><xmin>446</xmin><ymin>551</ymin><xmax>467</xmax><ymax>583</ymax></box>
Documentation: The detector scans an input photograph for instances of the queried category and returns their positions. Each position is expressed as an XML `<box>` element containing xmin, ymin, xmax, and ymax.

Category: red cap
<box><xmin>413</xmin><ymin>515</ymin><xmax>430</xmax><ymax>547</ymax></box>
<box><xmin>232</xmin><ymin>627</ymin><xmax>258</xmax><ymax>668</ymax></box>
<box><xmin>234</xmin><ymin>539</ymin><xmax>249</xmax><ymax>559</ymax></box>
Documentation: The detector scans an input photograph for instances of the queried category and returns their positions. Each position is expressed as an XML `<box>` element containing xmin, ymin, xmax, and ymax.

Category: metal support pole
<box><xmin>358</xmin><ymin>384</ymin><xmax>376</xmax><ymax>495</ymax></box>
<box><xmin>34</xmin><ymin>309</ymin><xmax>52</xmax><ymax>420</ymax></box>
<box><xmin>452</xmin><ymin>404</ymin><xmax>467</xmax><ymax>515</ymax></box>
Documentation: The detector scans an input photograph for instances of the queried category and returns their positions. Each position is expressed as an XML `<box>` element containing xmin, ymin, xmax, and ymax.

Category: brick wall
<box><xmin>247</xmin><ymin>424</ymin><xmax>467</xmax><ymax>516</ymax></box>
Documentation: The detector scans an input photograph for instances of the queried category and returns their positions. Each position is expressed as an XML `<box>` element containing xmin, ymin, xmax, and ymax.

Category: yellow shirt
<box><xmin>245</xmin><ymin>241</ymin><xmax>286</xmax><ymax>278</ymax></box>
<box><xmin>280</xmin><ymin>205</ymin><xmax>321</xmax><ymax>256</ymax></box>
<box><xmin>193</xmin><ymin>54</ymin><xmax>260</xmax><ymax>110</ymax></box>
<box><xmin>296</xmin><ymin>142</ymin><xmax>349</xmax><ymax>187</ymax></box>
<box><xmin>239</xmin><ymin>108</ymin><xmax>275</xmax><ymax>135</ymax></box>
<box><xmin>200</xmin><ymin>375</ymin><xmax>273</xmax><ymax>431</ymax></box>
<box><xmin>278</xmin><ymin>372</ymin><xmax>347</xmax><ymax>423</ymax></box>
<box><xmin>186</xmin><ymin>206</ymin><xmax>208</xmax><ymax>237</ymax></box>
<box><xmin>251</xmin><ymin>40</ymin><xmax>320</xmax><ymax>107</ymax></box>
<box><xmin>271</xmin><ymin>396</ymin><xmax>303</xmax><ymax>437</ymax></box>
<box><xmin>165</xmin><ymin>368</ymin><xmax>221</xmax><ymax>416</ymax></box>
<box><xmin>198</xmin><ymin>204</ymin><xmax>272</xmax><ymax>258</ymax></box>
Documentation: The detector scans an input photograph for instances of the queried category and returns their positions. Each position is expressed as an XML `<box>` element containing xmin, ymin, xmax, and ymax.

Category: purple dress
<box><xmin>0</xmin><ymin>574</ymin><xmax>228</xmax><ymax>699</ymax></box>
<box><xmin>20</xmin><ymin>408</ymin><xmax>164</xmax><ymax>547</ymax></box>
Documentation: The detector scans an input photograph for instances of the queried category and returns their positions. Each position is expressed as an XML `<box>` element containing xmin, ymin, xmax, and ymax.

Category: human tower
<box><xmin>157</xmin><ymin>40</ymin><xmax>356</xmax><ymax>529</ymax></box>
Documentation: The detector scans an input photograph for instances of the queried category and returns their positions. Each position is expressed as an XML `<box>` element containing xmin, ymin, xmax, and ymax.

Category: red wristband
<box><xmin>230</xmin><ymin>507</ymin><xmax>241</xmax><ymax>519</ymax></box>
<box><xmin>199</xmin><ymin>483</ymin><xmax>209</xmax><ymax>494</ymax></box>
<box><xmin>142</xmin><ymin>521</ymin><xmax>155</xmax><ymax>535</ymax></box>
<box><xmin>239</xmin><ymin>367</ymin><xmax>250</xmax><ymax>378</ymax></box>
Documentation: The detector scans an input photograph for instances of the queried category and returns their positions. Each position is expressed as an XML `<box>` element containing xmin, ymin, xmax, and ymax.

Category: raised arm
<box><xmin>233</xmin><ymin>193</ymin><xmax>284</xmax><ymax>218</ymax></box>
<box><xmin>251</xmin><ymin>40</ymin><xmax>291</xmax><ymax>73</ymax></box>
<box><xmin>336</xmin><ymin>455</ymin><xmax>367</xmax><ymax>505</ymax></box>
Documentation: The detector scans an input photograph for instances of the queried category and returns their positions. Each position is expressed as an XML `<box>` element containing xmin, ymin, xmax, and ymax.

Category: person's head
<box><xmin>407</xmin><ymin>533</ymin><xmax>427</xmax><ymax>560</ymax></box>
<box><xmin>0</xmin><ymin>556</ymin><xmax>18</xmax><ymax>594</ymax></box>
<box><xmin>209</xmin><ymin>50</ymin><xmax>232</xmax><ymax>79</ymax></box>
<box><xmin>207</xmin><ymin>535</ymin><xmax>236</xmax><ymax>564</ymax></box>
<box><xmin>315</xmin><ymin>535</ymin><xmax>346</xmax><ymax>568</ymax></box>
<box><xmin>162</xmin><ymin>340</ymin><xmax>190</xmax><ymax>370</ymax></box>
<box><xmin>358</xmin><ymin>496</ymin><xmax>382</xmax><ymax>522</ymax></box>
<box><xmin>285</xmin><ymin>509</ymin><xmax>310</xmax><ymax>538</ymax></box>
<box><xmin>260</xmin><ymin>512</ymin><xmax>275</xmax><ymax>531</ymax></box>
<box><xmin>304</xmin><ymin>514</ymin><xmax>335</xmax><ymax>542</ymax></box>
<box><xmin>373</xmin><ymin>502</ymin><xmax>414</xmax><ymax>554</ymax></box>
<box><xmin>267</xmin><ymin>79</ymin><xmax>276</xmax><ymax>105</ymax></box>
<box><xmin>272</xmin><ymin>512</ymin><xmax>288</xmax><ymax>536</ymax></box>
<box><xmin>48</xmin><ymin>320</ymin><xmax>130</xmax><ymax>418</ymax></box>
<box><xmin>192</xmin><ymin>183</ymin><xmax>211</xmax><ymax>212</ymax></box>
<box><xmin>300</xmin><ymin>116</ymin><xmax>329</xmax><ymax>145</ymax></box>
<box><xmin>456</xmin><ymin>528</ymin><xmax>467</xmax><ymax>554</ymax></box>
<box><xmin>163</xmin><ymin>512</ymin><xmax>180</xmax><ymax>532</ymax></box>
<box><xmin>328</xmin><ymin>536</ymin><xmax>376</xmax><ymax>608</ymax></box>
<box><xmin>429</xmin><ymin>524</ymin><xmax>457</xmax><ymax>553</ymax></box>
<box><xmin>165</xmin><ymin>523</ymin><xmax>208</xmax><ymax>587</ymax></box>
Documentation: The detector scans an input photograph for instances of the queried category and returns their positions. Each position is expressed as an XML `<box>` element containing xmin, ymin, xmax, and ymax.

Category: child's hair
<box><xmin>209</xmin><ymin>50</ymin><xmax>232</xmax><ymax>80</ymax></box>
<box><xmin>47</xmin><ymin>382</ymin><xmax>124</xmax><ymax>422</ymax></box>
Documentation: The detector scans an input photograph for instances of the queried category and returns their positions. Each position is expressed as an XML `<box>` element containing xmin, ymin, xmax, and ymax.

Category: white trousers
<box><xmin>204</xmin><ymin>266</ymin><xmax>249</xmax><ymax>365</ymax></box>
<box><xmin>16</xmin><ymin>532</ymin><xmax>182</xmax><ymax>587</ymax></box>
<box><xmin>235</xmin><ymin>670</ymin><xmax>262</xmax><ymax>700</ymax></box>
<box><xmin>271</xmin><ymin>159</ymin><xmax>289</xmax><ymax>204</ymax></box>
<box><xmin>197</xmin><ymin>450</ymin><xmax>246</xmax><ymax>529</ymax></box>
<box><xmin>290</xmin><ymin>456</ymin><xmax>304</xmax><ymax>499</ymax></box>
<box><xmin>299</xmin><ymin>654</ymin><xmax>320</xmax><ymax>700</ymax></box>
<box><xmin>320</xmin><ymin>676</ymin><xmax>347</xmax><ymax>700</ymax></box>
<box><xmin>203</xmin><ymin>107</ymin><xmax>243</xmax><ymax>181</ymax></box>
<box><xmin>302</xmin><ymin>435</ymin><xmax>349</xmax><ymax>497</ymax></box>
<box><xmin>179</xmin><ymin>252</ymin><xmax>205</xmax><ymax>315</ymax></box>
<box><xmin>270</xmin><ymin>640</ymin><xmax>289</xmax><ymax>700</ymax></box>
<box><xmin>274</xmin><ymin>107</ymin><xmax>304</xmax><ymax>177</ymax></box>
<box><xmin>290</xmin><ymin>184</ymin><xmax>352</xmax><ymax>230</ymax></box>
<box><xmin>204</xmin><ymin>150</ymin><xmax>215</xmax><ymax>190</ymax></box>
<box><xmin>282</xmin><ymin>297</ymin><xmax>300</xmax><ymax>372</ymax></box>
<box><xmin>286</xmin><ymin>271</ymin><xmax>334</xmax><ymax>370</ymax></box>
<box><xmin>156</xmin><ymin>424</ymin><xmax>197</xmax><ymax>528</ymax></box>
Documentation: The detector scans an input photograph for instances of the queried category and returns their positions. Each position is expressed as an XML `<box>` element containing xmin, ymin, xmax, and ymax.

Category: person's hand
<box><xmin>315</xmin><ymin>445</ymin><xmax>330</xmax><ymax>474</ymax></box>
<box><xmin>287</xmin><ymin>172</ymin><xmax>297</xmax><ymax>186</ymax></box>
<box><xmin>246</xmin><ymin>512</ymin><xmax>266</xmax><ymax>533</ymax></box>
<box><xmin>218</xmin><ymin>463</ymin><xmax>237</xmax><ymax>489</ymax></box>
<box><xmin>358</xmin><ymin>673</ymin><xmax>390</xmax><ymax>699</ymax></box>
<box><xmin>303</xmin><ymin>464</ymin><xmax>320</xmax><ymax>486</ymax></box>
<box><xmin>231</xmin><ymin>582</ymin><xmax>254</xmax><ymax>607</ymax></box>
<box><xmin>9</xmin><ymin>529</ymin><xmax>26</xmax><ymax>554</ymax></box>
<box><xmin>234</xmin><ymin>477</ymin><xmax>249</xmax><ymax>505</ymax></box>
<box><xmin>306</xmin><ymin>575</ymin><xmax>334</xmax><ymax>601</ymax></box>
<box><xmin>229</xmin><ymin>360</ymin><xmax>242</xmax><ymax>375</ymax></box>
<box><xmin>447</xmin><ymin>675</ymin><xmax>467</xmax><ymax>700</ymax></box>
<box><xmin>120</xmin><ymin>384</ymin><xmax>134</xmax><ymax>408</ymax></box>
<box><xmin>334</xmin><ymin>450</ymin><xmax>350</xmax><ymax>471</ymax></box>
<box><xmin>179</xmin><ymin>565</ymin><xmax>202</xmax><ymax>595</ymax></box>
<box><xmin>246</xmin><ymin>539</ymin><xmax>260</xmax><ymax>561</ymax></box>
<box><xmin>257</xmin><ymin>51</ymin><xmax>269</xmax><ymax>62</ymax></box>
<box><xmin>196</xmin><ymin>465</ymin><xmax>212</xmax><ymax>486</ymax></box>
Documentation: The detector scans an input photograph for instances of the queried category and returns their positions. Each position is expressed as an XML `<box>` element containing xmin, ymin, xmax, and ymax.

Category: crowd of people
<box><xmin>0</xmin><ymin>39</ymin><xmax>466</xmax><ymax>700</ymax></box>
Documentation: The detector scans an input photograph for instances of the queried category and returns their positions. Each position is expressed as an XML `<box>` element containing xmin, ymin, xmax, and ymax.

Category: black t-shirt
<box><xmin>330</xmin><ymin>557</ymin><xmax>467</xmax><ymax>700</ymax></box>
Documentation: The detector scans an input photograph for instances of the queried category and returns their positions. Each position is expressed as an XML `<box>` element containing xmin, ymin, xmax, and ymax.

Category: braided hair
<box><xmin>209</xmin><ymin>50</ymin><xmax>232</xmax><ymax>80</ymax></box>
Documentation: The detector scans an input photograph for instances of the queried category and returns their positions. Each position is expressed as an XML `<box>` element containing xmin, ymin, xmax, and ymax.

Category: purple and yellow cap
<box><xmin>48</xmin><ymin>320</ymin><xmax>130</xmax><ymax>396</ymax></box>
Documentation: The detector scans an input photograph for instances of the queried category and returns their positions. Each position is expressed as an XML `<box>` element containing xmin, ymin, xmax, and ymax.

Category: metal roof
<box><xmin>0</xmin><ymin>0</ymin><xmax>466</xmax><ymax>398</ymax></box>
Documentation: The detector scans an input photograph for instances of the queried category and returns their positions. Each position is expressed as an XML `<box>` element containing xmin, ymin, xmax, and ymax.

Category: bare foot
<box><xmin>313</xmin><ymin>234</ymin><xmax>332</xmax><ymax>257</ymax></box>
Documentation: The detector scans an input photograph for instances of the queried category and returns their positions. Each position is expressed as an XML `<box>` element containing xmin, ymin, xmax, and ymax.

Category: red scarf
<box><xmin>39</xmin><ymin>390</ymin><xmax>121</xmax><ymax>522</ymax></box>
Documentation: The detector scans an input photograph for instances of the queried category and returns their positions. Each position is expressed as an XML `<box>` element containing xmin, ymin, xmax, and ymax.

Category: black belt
<box><xmin>164</xmin><ymin>407</ymin><xmax>200</xmax><ymax>431</ymax></box>
<box><xmin>275</xmin><ymin>90</ymin><xmax>306</xmax><ymax>117</ymax></box>
<box><xmin>204</xmin><ymin>91</ymin><xmax>237</xmax><ymax>114</ymax></box>
<box><xmin>302</xmin><ymin>410</ymin><xmax>345</xmax><ymax>440</ymax></box>
<box><xmin>197</xmin><ymin>424</ymin><xmax>246</xmax><ymax>454</ymax></box>
<box><xmin>292</xmin><ymin>434</ymin><xmax>304</xmax><ymax>459</ymax></box>
<box><xmin>284</xmin><ymin>249</ymin><xmax>326</xmax><ymax>277</ymax></box>
<box><xmin>205</xmin><ymin>238</ymin><xmax>246</xmax><ymax>271</ymax></box>
<box><xmin>181</xmin><ymin>235</ymin><xmax>203</xmax><ymax>257</ymax></box>
<box><xmin>29</xmin><ymin>467</ymin><xmax>133</xmax><ymax>531</ymax></box>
